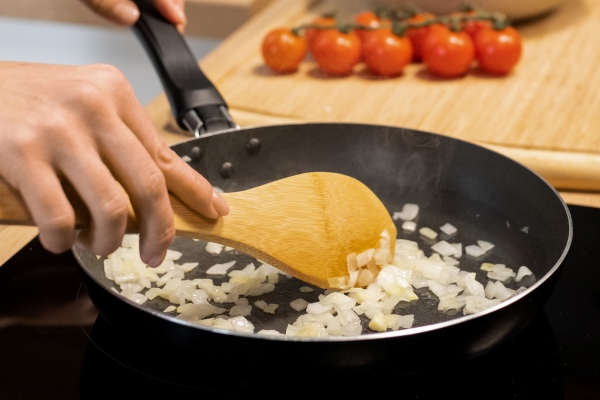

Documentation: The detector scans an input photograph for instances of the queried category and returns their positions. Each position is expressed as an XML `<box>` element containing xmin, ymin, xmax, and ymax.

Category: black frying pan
<box><xmin>74</xmin><ymin>1</ymin><xmax>572</xmax><ymax>391</ymax></box>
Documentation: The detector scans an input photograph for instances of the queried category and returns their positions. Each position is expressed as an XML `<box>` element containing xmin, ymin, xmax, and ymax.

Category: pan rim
<box><xmin>74</xmin><ymin>122</ymin><xmax>573</xmax><ymax>344</ymax></box>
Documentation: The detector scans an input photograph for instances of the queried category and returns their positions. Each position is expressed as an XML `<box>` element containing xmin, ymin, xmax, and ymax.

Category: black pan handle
<box><xmin>132</xmin><ymin>0</ymin><xmax>237</xmax><ymax>136</ymax></box>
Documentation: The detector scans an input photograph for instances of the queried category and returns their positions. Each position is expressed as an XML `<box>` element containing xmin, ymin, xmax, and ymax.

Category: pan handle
<box><xmin>132</xmin><ymin>0</ymin><xmax>237</xmax><ymax>136</ymax></box>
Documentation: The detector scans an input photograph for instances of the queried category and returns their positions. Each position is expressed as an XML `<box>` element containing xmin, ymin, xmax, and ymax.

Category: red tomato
<box><xmin>464</xmin><ymin>18</ymin><xmax>492</xmax><ymax>40</ymax></box>
<box><xmin>404</xmin><ymin>12</ymin><xmax>438</xmax><ymax>62</ymax></box>
<box><xmin>311</xmin><ymin>29</ymin><xmax>362</xmax><ymax>76</ymax></box>
<box><xmin>304</xmin><ymin>16</ymin><xmax>337</xmax><ymax>52</ymax></box>
<box><xmin>354</xmin><ymin>10</ymin><xmax>383</xmax><ymax>42</ymax></box>
<box><xmin>421</xmin><ymin>25</ymin><xmax>475</xmax><ymax>78</ymax></box>
<box><xmin>261</xmin><ymin>28</ymin><xmax>307</xmax><ymax>73</ymax></box>
<box><xmin>474</xmin><ymin>26</ymin><xmax>522</xmax><ymax>75</ymax></box>
<box><xmin>362</xmin><ymin>28</ymin><xmax>413</xmax><ymax>77</ymax></box>
<box><xmin>450</xmin><ymin>10</ymin><xmax>492</xmax><ymax>39</ymax></box>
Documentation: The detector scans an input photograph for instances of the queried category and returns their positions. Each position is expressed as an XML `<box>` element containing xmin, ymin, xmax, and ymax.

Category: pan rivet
<box><xmin>220</xmin><ymin>162</ymin><xmax>234</xmax><ymax>178</ymax></box>
<box><xmin>189</xmin><ymin>146</ymin><xmax>202</xmax><ymax>162</ymax></box>
<box><xmin>246</xmin><ymin>138</ymin><xmax>261</xmax><ymax>155</ymax></box>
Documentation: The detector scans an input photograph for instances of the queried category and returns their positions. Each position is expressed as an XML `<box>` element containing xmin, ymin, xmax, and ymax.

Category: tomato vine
<box><xmin>260</xmin><ymin>5</ymin><xmax>522</xmax><ymax>78</ymax></box>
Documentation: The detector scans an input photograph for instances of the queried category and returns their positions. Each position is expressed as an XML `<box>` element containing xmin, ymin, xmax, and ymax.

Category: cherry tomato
<box><xmin>404</xmin><ymin>12</ymin><xmax>438</xmax><ymax>62</ymax></box>
<box><xmin>354</xmin><ymin>10</ymin><xmax>383</xmax><ymax>42</ymax></box>
<box><xmin>261</xmin><ymin>27</ymin><xmax>307</xmax><ymax>74</ymax></box>
<box><xmin>311</xmin><ymin>29</ymin><xmax>362</xmax><ymax>76</ymax></box>
<box><xmin>362</xmin><ymin>28</ymin><xmax>413</xmax><ymax>77</ymax></box>
<box><xmin>450</xmin><ymin>10</ymin><xmax>492</xmax><ymax>39</ymax></box>
<box><xmin>304</xmin><ymin>16</ymin><xmax>337</xmax><ymax>52</ymax></box>
<box><xmin>421</xmin><ymin>25</ymin><xmax>475</xmax><ymax>78</ymax></box>
<box><xmin>474</xmin><ymin>26</ymin><xmax>522</xmax><ymax>75</ymax></box>
<box><xmin>463</xmin><ymin>18</ymin><xmax>492</xmax><ymax>40</ymax></box>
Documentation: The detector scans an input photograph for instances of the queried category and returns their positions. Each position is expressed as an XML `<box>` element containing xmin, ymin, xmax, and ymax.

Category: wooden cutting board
<box><xmin>151</xmin><ymin>0</ymin><xmax>600</xmax><ymax>197</ymax></box>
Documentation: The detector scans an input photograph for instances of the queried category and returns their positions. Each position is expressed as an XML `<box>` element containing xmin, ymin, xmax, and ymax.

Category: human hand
<box><xmin>80</xmin><ymin>0</ymin><xmax>187</xmax><ymax>33</ymax></box>
<box><xmin>0</xmin><ymin>61</ymin><xmax>228</xmax><ymax>267</ymax></box>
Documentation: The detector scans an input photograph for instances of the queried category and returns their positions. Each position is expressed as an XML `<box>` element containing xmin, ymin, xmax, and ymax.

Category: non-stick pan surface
<box><xmin>73</xmin><ymin>1</ymin><xmax>572</xmax><ymax>389</ymax></box>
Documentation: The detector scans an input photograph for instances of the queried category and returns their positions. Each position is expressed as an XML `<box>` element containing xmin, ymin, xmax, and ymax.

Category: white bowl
<box><xmin>374</xmin><ymin>0</ymin><xmax>566</xmax><ymax>20</ymax></box>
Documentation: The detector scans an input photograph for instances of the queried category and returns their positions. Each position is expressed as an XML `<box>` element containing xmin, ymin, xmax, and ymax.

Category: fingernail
<box><xmin>114</xmin><ymin>3</ymin><xmax>140</xmax><ymax>24</ymax></box>
<box><xmin>147</xmin><ymin>250</ymin><xmax>166</xmax><ymax>268</ymax></box>
<box><xmin>212</xmin><ymin>190</ymin><xmax>230</xmax><ymax>216</ymax></box>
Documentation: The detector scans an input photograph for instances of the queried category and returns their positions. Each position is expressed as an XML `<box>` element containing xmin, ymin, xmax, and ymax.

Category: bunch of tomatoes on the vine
<box><xmin>261</xmin><ymin>6</ymin><xmax>522</xmax><ymax>78</ymax></box>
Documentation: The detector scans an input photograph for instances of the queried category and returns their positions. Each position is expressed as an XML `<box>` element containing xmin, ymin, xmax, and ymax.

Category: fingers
<box><xmin>0</xmin><ymin>61</ymin><xmax>224</xmax><ymax>267</ymax></box>
<box><xmin>153</xmin><ymin>0</ymin><xmax>187</xmax><ymax>32</ymax></box>
<box><xmin>79</xmin><ymin>0</ymin><xmax>140</xmax><ymax>26</ymax></box>
<box><xmin>90</xmin><ymin>121</ymin><xmax>177</xmax><ymax>266</ymax></box>
<box><xmin>15</xmin><ymin>164</ymin><xmax>77</xmax><ymax>254</ymax></box>
<box><xmin>115</xmin><ymin>93</ymin><xmax>230</xmax><ymax>220</ymax></box>
<box><xmin>63</xmin><ymin>65</ymin><xmax>178</xmax><ymax>265</ymax></box>
<box><xmin>57</xmin><ymin>150</ymin><xmax>131</xmax><ymax>258</ymax></box>
<box><xmin>79</xmin><ymin>0</ymin><xmax>187</xmax><ymax>32</ymax></box>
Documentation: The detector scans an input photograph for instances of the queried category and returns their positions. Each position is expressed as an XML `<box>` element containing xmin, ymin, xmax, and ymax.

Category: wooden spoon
<box><xmin>0</xmin><ymin>172</ymin><xmax>397</xmax><ymax>288</ymax></box>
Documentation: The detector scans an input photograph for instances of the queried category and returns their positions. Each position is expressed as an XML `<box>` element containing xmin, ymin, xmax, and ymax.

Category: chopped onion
<box><xmin>440</xmin><ymin>223</ymin><xmax>457</xmax><ymax>235</ymax></box>
<box><xmin>516</xmin><ymin>266</ymin><xmax>533</xmax><ymax>282</ymax></box>
<box><xmin>104</xmin><ymin>194</ymin><xmax>535</xmax><ymax>338</ymax></box>
<box><xmin>290</xmin><ymin>298</ymin><xmax>309</xmax><ymax>311</ymax></box>
<box><xmin>401</xmin><ymin>221</ymin><xmax>417</xmax><ymax>232</ymax></box>
<box><xmin>205</xmin><ymin>242</ymin><xmax>224</xmax><ymax>255</ymax></box>
<box><xmin>392</xmin><ymin>203</ymin><xmax>420</xmax><ymax>221</ymax></box>
<box><xmin>419</xmin><ymin>227</ymin><xmax>438</xmax><ymax>240</ymax></box>
<box><xmin>206</xmin><ymin>260</ymin><xmax>236</xmax><ymax>275</ymax></box>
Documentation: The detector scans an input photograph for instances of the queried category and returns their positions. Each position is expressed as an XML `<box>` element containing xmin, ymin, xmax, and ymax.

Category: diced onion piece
<box><xmin>230</xmin><ymin>304</ymin><xmax>252</xmax><ymax>317</ymax></box>
<box><xmin>465</xmin><ymin>244</ymin><xmax>485</xmax><ymax>257</ymax></box>
<box><xmin>486</xmin><ymin>264</ymin><xmax>516</xmax><ymax>282</ymax></box>
<box><xmin>477</xmin><ymin>240</ymin><xmax>495</xmax><ymax>252</ymax></box>
<box><xmin>392</xmin><ymin>203</ymin><xmax>420</xmax><ymax>221</ymax></box>
<box><xmin>356</xmin><ymin>248</ymin><xmax>375</xmax><ymax>267</ymax></box>
<box><xmin>368</xmin><ymin>311</ymin><xmax>387</xmax><ymax>332</ymax></box>
<box><xmin>419</xmin><ymin>227</ymin><xmax>438</xmax><ymax>240</ymax></box>
<box><xmin>306</xmin><ymin>302</ymin><xmax>333</xmax><ymax>315</ymax></box>
<box><xmin>480</xmin><ymin>262</ymin><xmax>495</xmax><ymax>271</ymax></box>
<box><xmin>516</xmin><ymin>266</ymin><xmax>533</xmax><ymax>282</ymax></box>
<box><xmin>205</xmin><ymin>242</ymin><xmax>224</xmax><ymax>255</ymax></box>
<box><xmin>327</xmin><ymin>276</ymin><xmax>349</xmax><ymax>289</ymax></box>
<box><xmin>440</xmin><ymin>223</ymin><xmax>457</xmax><ymax>235</ymax></box>
<box><xmin>290</xmin><ymin>298</ymin><xmax>309</xmax><ymax>311</ymax></box>
<box><xmin>262</xmin><ymin>303</ymin><xmax>279</xmax><ymax>314</ymax></box>
<box><xmin>206</xmin><ymin>260</ymin><xmax>236</xmax><ymax>275</ymax></box>
<box><xmin>257</xmin><ymin>329</ymin><xmax>282</xmax><ymax>336</ymax></box>
<box><xmin>402</xmin><ymin>221</ymin><xmax>417</xmax><ymax>232</ymax></box>
<box><xmin>347</xmin><ymin>252</ymin><xmax>359</xmax><ymax>272</ymax></box>
<box><xmin>431</xmin><ymin>240</ymin><xmax>459</xmax><ymax>257</ymax></box>
<box><xmin>254</xmin><ymin>300</ymin><xmax>268</xmax><ymax>310</ymax></box>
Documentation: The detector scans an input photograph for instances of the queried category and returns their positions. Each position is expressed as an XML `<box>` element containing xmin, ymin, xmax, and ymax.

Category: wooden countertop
<box><xmin>2</xmin><ymin>0</ymin><xmax>599</xmax><ymax>265</ymax></box>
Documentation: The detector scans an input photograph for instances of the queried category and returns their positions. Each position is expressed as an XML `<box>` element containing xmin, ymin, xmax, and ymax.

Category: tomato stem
<box><xmin>293</xmin><ymin>8</ymin><xmax>512</xmax><ymax>37</ymax></box>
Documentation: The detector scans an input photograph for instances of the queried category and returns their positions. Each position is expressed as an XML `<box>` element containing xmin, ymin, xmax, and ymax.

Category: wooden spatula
<box><xmin>0</xmin><ymin>172</ymin><xmax>397</xmax><ymax>288</ymax></box>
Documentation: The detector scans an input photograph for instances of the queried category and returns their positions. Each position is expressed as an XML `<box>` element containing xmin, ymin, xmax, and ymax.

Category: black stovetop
<box><xmin>1</xmin><ymin>204</ymin><xmax>599</xmax><ymax>399</ymax></box>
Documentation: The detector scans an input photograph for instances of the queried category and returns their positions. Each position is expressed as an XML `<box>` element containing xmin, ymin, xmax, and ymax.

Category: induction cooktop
<box><xmin>0</xmin><ymin>204</ymin><xmax>598</xmax><ymax>399</ymax></box>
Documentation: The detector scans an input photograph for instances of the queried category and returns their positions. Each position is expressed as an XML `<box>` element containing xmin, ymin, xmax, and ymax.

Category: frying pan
<box><xmin>74</xmin><ymin>0</ymin><xmax>572</xmax><ymax>390</ymax></box>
